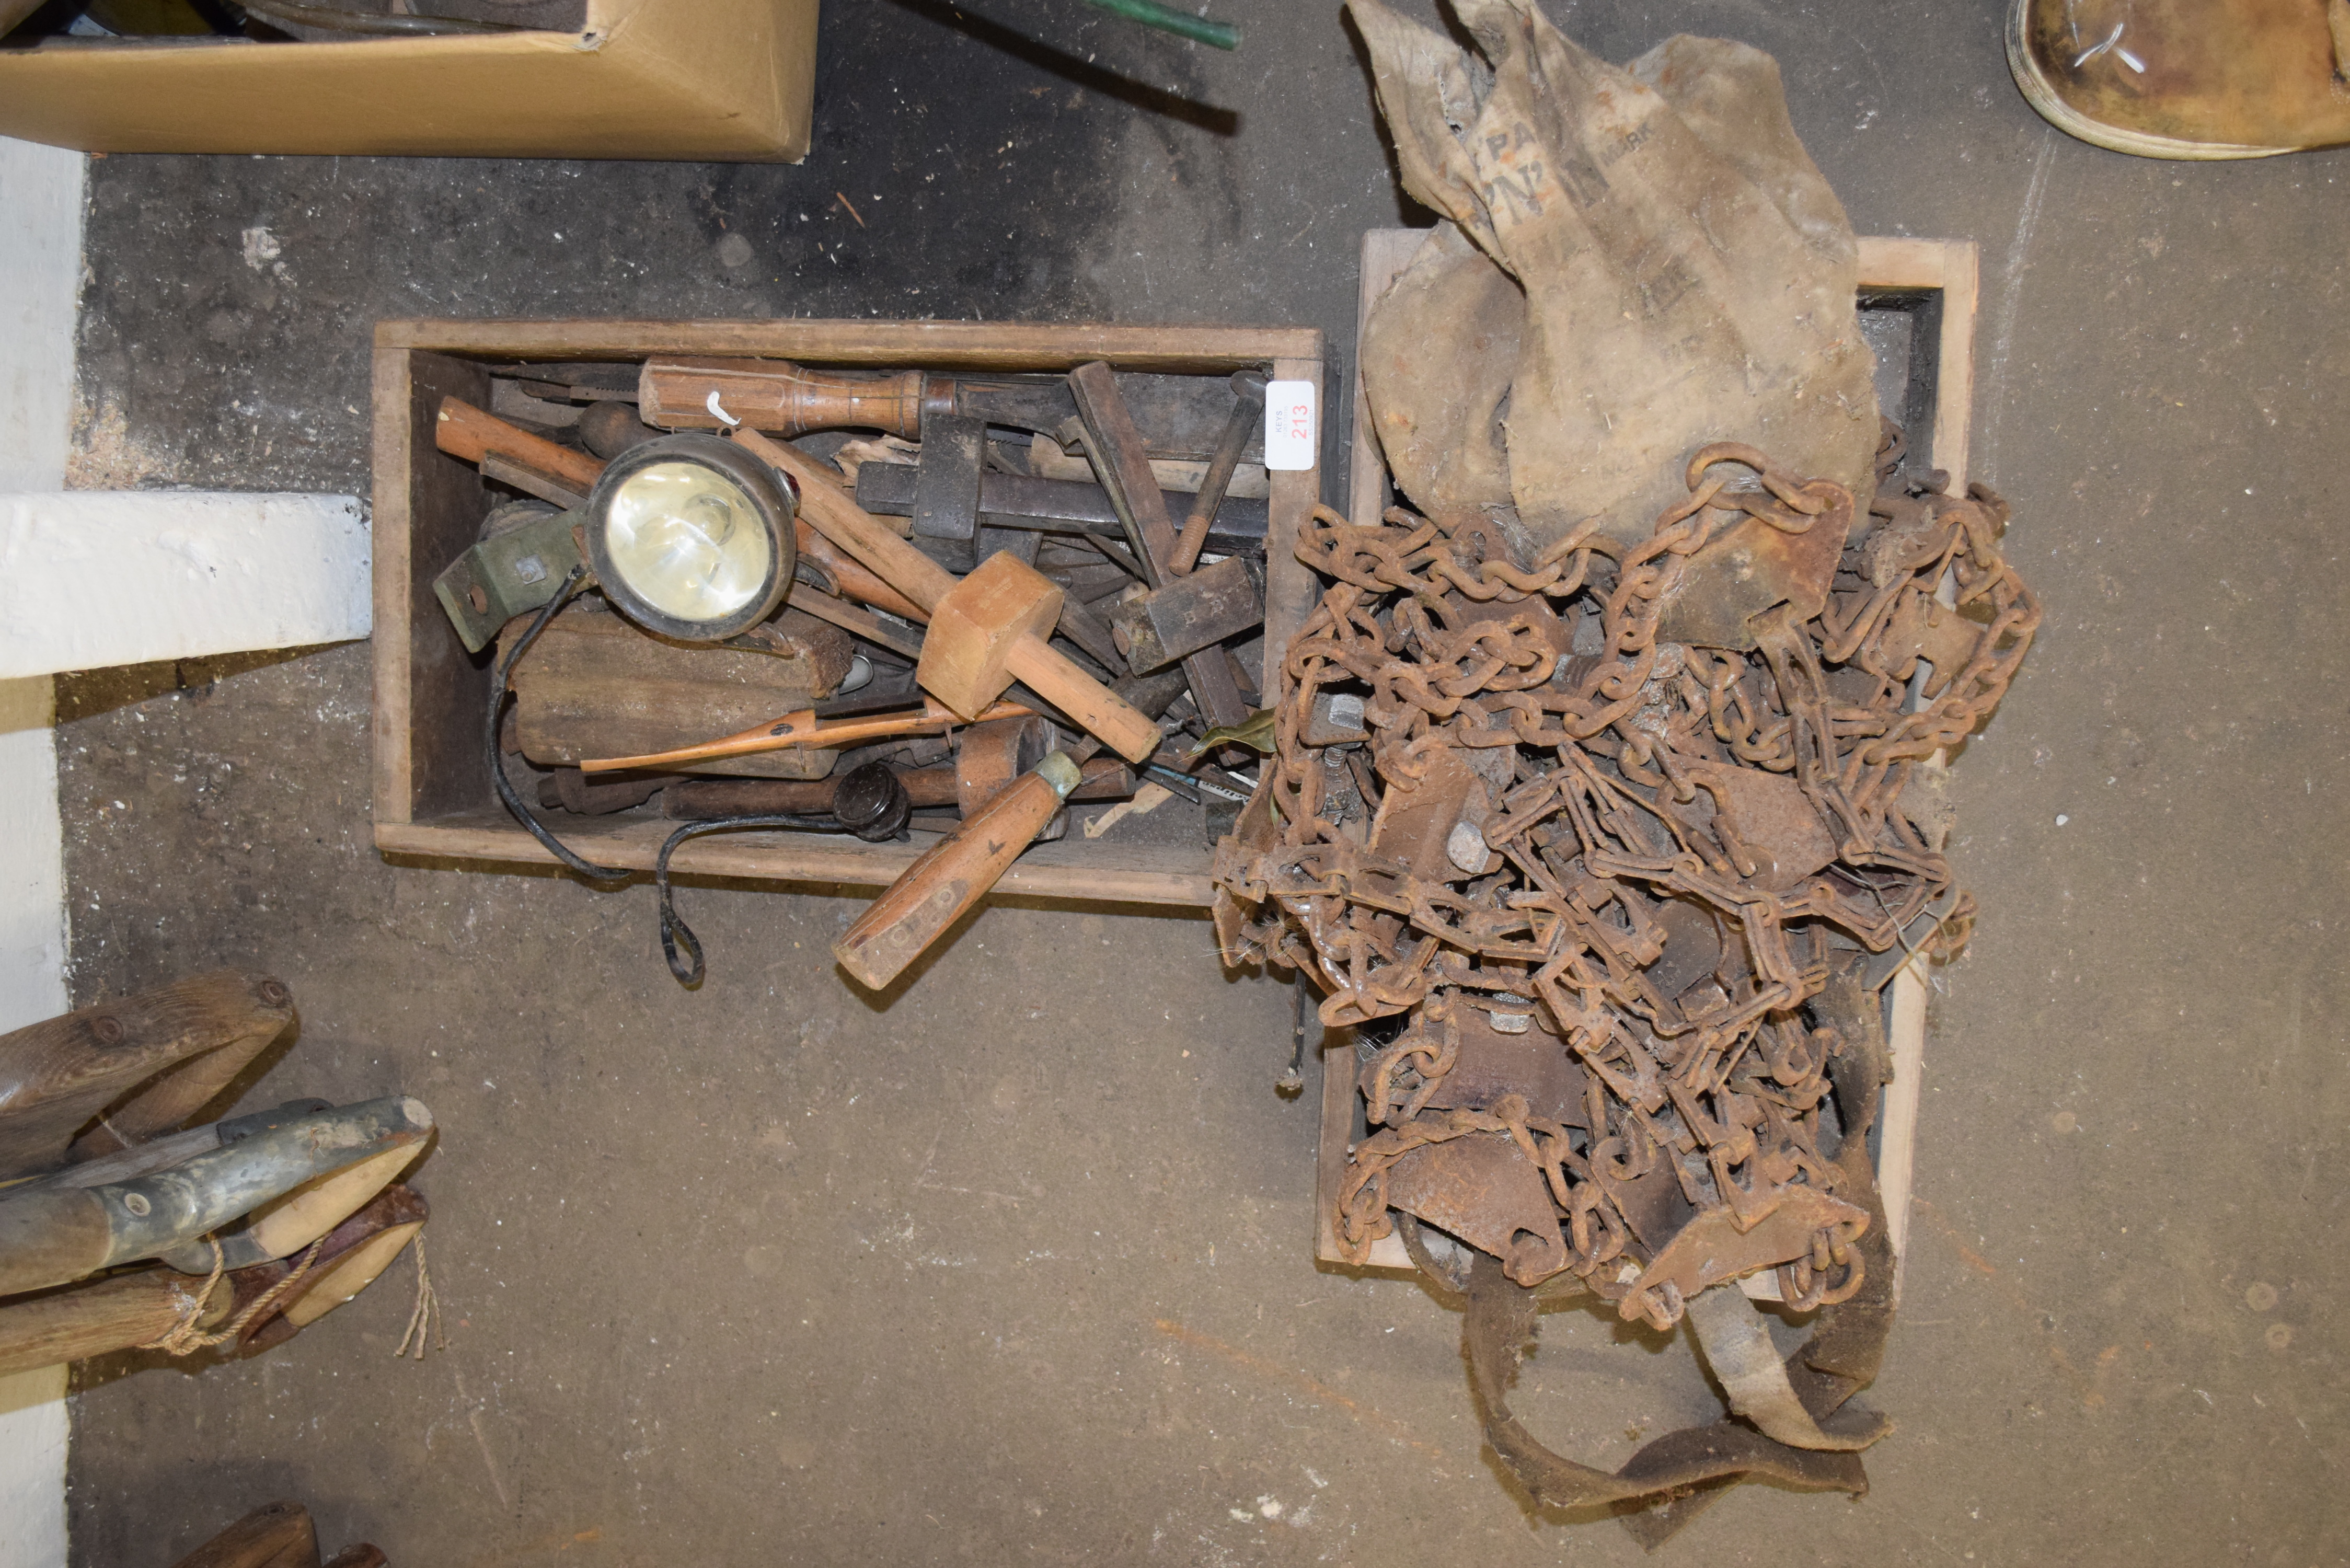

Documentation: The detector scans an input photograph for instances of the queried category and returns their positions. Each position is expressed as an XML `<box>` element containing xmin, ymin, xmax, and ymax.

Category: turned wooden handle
<box><xmin>640</xmin><ymin>356</ymin><xmax>944</xmax><ymax>438</ymax></box>
<box><xmin>1003</xmin><ymin>639</ymin><xmax>1160</xmax><ymax>762</ymax></box>
<box><xmin>0</xmin><ymin>1267</ymin><xmax>227</xmax><ymax>1379</ymax></box>
<box><xmin>0</xmin><ymin>1187</ymin><xmax>112</xmax><ymax>1298</ymax></box>
<box><xmin>834</xmin><ymin>754</ymin><xmax>1081</xmax><ymax>990</ymax></box>
<box><xmin>794</xmin><ymin>520</ymin><xmax>929</xmax><ymax>624</ymax></box>
<box><xmin>434</xmin><ymin>397</ymin><xmax>606</xmax><ymax>495</ymax></box>
<box><xmin>736</xmin><ymin>429</ymin><xmax>958</xmax><ymax>610</ymax></box>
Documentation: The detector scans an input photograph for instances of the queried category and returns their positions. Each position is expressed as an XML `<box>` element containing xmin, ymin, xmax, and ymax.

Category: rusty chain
<box><xmin>1214</xmin><ymin>431</ymin><xmax>2040</xmax><ymax>1329</ymax></box>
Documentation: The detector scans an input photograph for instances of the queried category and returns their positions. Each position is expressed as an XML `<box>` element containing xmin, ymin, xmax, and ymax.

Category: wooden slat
<box><xmin>1331</xmin><ymin>243</ymin><xmax>1419</xmax><ymax>1200</ymax></box>
<box><xmin>376</xmin><ymin>319</ymin><xmax>1322</xmax><ymax>372</ymax></box>
<box><xmin>369</xmin><ymin>344</ymin><xmax>417</xmax><ymax>829</ymax></box>
<box><xmin>1347</xmin><ymin>229</ymin><xmax>1426</xmax><ymax>529</ymax></box>
<box><xmin>375</xmin><ymin>814</ymin><xmax>1213</xmax><ymax>907</ymax></box>
<box><xmin>1881</xmin><ymin>953</ymin><xmax>1931</xmax><ymax>1304</ymax></box>
<box><xmin>1930</xmin><ymin>242</ymin><xmax>1980</xmax><ymax>491</ymax></box>
<box><xmin>1313</xmin><ymin>998</ymin><xmax>1354</xmax><ymax>1266</ymax></box>
<box><xmin>398</xmin><ymin>350</ymin><xmax>496</xmax><ymax>823</ymax></box>
<box><xmin>1853</xmin><ymin>234</ymin><xmax>1979</xmax><ymax>498</ymax></box>
<box><xmin>1877</xmin><ymin>238</ymin><xmax>1976</xmax><ymax>1308</ymax></box>
<box><xmin>1261</xmin><ymin>354</ymin><xmax>1325</xmax><ymax>701</ymax></box>
<box><xmin>1852</xmin><ymin>235</ymin><xmax>1952</xmax><ymax>291</ymax></box>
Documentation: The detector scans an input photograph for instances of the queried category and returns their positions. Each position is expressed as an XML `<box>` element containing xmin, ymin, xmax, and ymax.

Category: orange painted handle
<box><xmin>433</xmin><ymin>398</ymin><xmax>605</xmax><ymax>495</ymax></box>
<box><xmin>793</xmin><ymin>520</ymin><xmax>929</xmax><ymax>625</ymax></box>
<box><xmin>579</xmin><ymin>699</ymin><xmax>1033</xmax><ymax>774</ymax></box>
<box><xmin>833</xmin><ymin>754</ymin><xmax>1080</xmax><ymax>990</ymax></box>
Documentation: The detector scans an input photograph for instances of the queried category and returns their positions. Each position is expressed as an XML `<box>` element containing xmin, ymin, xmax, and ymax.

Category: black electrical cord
<box><xmin>488</xmin><ymin>567</ymin><xmax>634</xmax><ymax>887</ymax></box>
<box><xmin>656</xmin><ymin>762</ymin><xmax>913</xmax><ymax>985</ymax></box>
<box><xmin>654</xmin><ymin>815</ymin><xmax>833</xmax><ymax>987</ymax></box>
<box><xmin>493</xmin><ymin>570</ymin><xmax>915</xmax><ymax>988</ymax></box>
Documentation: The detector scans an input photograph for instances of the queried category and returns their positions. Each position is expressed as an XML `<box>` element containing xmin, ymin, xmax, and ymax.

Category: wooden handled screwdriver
<box><xmin>640</xmin><ymin>358</ymin><xmax>944</xmax><ymax>438</ymax></box>
<box><xmin>833</xmin><ymin>750</ymin><xmax>1087</xmax><ymax>990</ymax></box>
<box><xmin>832</xmin><ymin>667</ymin><xmax>1186</xmax><ymax>988</ymax></box>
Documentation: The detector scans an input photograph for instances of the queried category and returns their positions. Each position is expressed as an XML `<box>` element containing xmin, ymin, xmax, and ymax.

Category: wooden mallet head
<box><xmin>916</xmin><ymin>552</ymin><xmax>1066</xmax><ymax>721</ymax></box>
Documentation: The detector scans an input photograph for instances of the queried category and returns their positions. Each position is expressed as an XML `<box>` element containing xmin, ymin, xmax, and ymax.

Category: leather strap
<box><xmin>1463</xmin><ymin>1253</ymin><xmax>1869</xmax><ymax>1525</ymax></box>
<box><xmin>1684</xmin><ymin>1283</ymin><xmax>1890</xmax><ymax>1451</ymax></box>
<box><xmin>1450</xmin><ymin>959</ymin><xmax>1901</xmax><ymax>1547</ymax></box>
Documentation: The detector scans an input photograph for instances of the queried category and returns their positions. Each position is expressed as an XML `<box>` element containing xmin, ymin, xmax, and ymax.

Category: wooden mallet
<box><xmin>731</xmin><ymin>429</ymin><xmax>1159</xmax><ymax>764</ymax></box>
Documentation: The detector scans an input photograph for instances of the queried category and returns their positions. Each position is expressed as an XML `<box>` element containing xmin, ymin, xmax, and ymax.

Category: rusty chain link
<box><xmin>1214</xmin><ymin>431</ymin><xmax>2040</xmax><ymax>1329</ymax></box>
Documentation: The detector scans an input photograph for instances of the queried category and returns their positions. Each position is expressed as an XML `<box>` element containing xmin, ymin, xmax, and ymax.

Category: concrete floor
<box><xmin>51</xmin><ymin>0</ymin><xmax>2350</xmax><ymax>1562</ymax></box>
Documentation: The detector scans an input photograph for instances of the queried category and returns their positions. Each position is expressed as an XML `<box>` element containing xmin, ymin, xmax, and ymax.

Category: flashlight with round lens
<box><xmin>584</xmin><ymin>432</ymin><xmax>796</xmax><ymax>642</ymax></box>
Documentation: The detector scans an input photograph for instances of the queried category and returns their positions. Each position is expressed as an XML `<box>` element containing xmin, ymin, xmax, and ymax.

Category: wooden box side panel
<box><xmin>1347</xmin><ymin>229</ymin><xmax>1427</xmax><ymax>532</ymax></box>
<box><xmin>377</xmin><ymin>348</ymin><xmax>495</xmax><ymax>826</ymax></box>
<box><xmin>1262</xmin><ymin>352</ymin><xmax>1327</xmax><ymax>702</ymax></box>
<box><xmin>371</xmin><ymin>345</ymin><xmax>414</xmax><ymax>828</ymax></box>
<box><xmin>374</xmin><ymin>319</ymin><xmax>1324</xmax><ymax>375</ymax></box>
<box><xmin>1853</xmin><ymin>235</ymin><xmax>1980</xmax><ymax>494</ymax></box>
<box><xmin>1853</xmin><ymin>237</ymin><xmax>1976</xmax><ymax>1297</ymax></box>
<box><xmin>375</xmin><ymin>811</ymin><xmax>1214</xmax><ymax>905</ymax></box>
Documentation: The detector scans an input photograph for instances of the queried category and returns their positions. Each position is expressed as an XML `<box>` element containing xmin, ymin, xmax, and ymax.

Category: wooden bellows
<box><xmin>0</xmin><ymin>969</ymin><xmax>294</xmax><ymax>1181</ymax></box>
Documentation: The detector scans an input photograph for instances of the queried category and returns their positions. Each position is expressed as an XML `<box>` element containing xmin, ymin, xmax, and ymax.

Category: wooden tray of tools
<box><xmin>1306</xmin><ymin>232</ymin><xmax>1981</xmax><ymax>1299</ymax></box>
<box><xmin>372</xmin><ymin>320</ymin><xmax>1324</xmax><ymax>907</ymax></box>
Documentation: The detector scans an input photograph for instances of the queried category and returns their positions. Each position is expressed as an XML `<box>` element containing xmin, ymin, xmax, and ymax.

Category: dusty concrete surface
<box><xmin>52</xmin><ymin>0</ymin><xmax>2350</xmax><ymax>1563</ymax></box>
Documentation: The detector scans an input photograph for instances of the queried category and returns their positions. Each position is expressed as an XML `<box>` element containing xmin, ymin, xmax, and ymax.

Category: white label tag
<box><xmin>1262</xmin><ymin>379</ymin><xmax>1317</xmax><ymax>471</ymax></box>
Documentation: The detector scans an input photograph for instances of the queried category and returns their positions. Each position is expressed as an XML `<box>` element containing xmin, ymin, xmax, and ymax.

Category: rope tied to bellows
<box><xmin>394</xmin><ymin>1229</ymin><xmax>445</xmax><ymax>1361</ymax></box>
<box><xmin>139</xmin><ymin>1233</ymin><xmax>326</xmax><ymax>1356</ymax></box>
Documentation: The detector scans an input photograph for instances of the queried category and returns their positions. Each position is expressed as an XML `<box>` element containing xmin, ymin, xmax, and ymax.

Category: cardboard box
<box><xmin>0</xmin><ymin>0</ymin><xmax>817</xmax><ymax>162</ymax></box>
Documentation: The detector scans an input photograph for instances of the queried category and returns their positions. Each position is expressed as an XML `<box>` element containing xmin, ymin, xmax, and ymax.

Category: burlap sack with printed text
<box><xmin>1352</xmin><ymin>0</ymin><xmax>1877</xmax><ymax>555</ymax></box>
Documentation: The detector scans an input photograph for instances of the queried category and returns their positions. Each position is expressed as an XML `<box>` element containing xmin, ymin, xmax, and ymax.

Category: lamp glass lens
<box><xmin>601</xmin><ymin>459</ymin><xmax>773</xmax><ymax>625</ymax></box>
